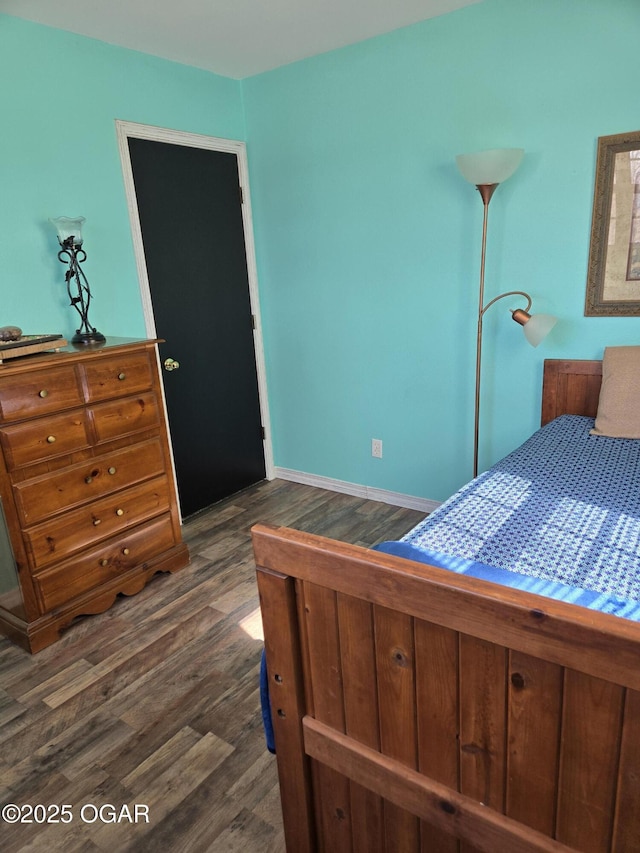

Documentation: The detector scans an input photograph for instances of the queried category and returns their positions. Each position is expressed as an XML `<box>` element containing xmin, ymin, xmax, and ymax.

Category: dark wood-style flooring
<box><xmin>0</xmin><ymin>479</ymin><xmax>424</xmax><ymax>852</ymax></box>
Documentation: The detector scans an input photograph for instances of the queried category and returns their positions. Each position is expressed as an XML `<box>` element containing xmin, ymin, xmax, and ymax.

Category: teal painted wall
<box><xmin>0</xmin><ymin>15</ymin><xmax>244</xmax><ymax>339</ymax></box>
<box><xmin>244</xmin><ymin>0</ymin><xmax>640</xmax><ymax>501</ymax></box>
<box><xmin>3</xmin><ymin>3</ymin><xmax>640</xmax><ymax>505</ymax></box>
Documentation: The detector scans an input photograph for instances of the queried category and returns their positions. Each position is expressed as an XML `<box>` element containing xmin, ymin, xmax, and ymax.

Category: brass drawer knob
<box><xmin>115</xmin><ymin>508</ymin><xmax>124</xmax><ymax>517</ymax></box>
<box><xmin>100</xmin><ymin>558</ymin><xmax>109</xmax><ymax>567</ymax></box>
<box><xmin>46</xmin><ymin>435</ymin><xmax>56</xmax><ymax>444</ymax></box>
<box><xmin>39</xmin><ymin>389</ymin><xmax>48</xmax><ymax>398</ymax></box>
<box><xmin>85</xmin><ymin>476</ymin><xmax>93</xmax><ymax>484</ymax></box>
<box><xmin>108</xmin><ymin>466</ymin><xmax>116</xmax><ymax>475</ymax></box>
<box><xmin>93</xmin><ymin>518</ymin><xmax>101</xmax><ymax>526</ymax></box>
<box><xmin>118</xmin><ymin>372</ymin><xmax>126</xmax><ymax>381</ymax></box>
<box><xmin>122</xmin><ymin>547</ymin><xmax>130</xmax><ymax>556</ymax></box>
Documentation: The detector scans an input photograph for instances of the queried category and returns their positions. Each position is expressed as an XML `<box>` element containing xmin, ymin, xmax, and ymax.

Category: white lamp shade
<box><xmin>523</xmin><ymin>313</ymin><xmax>557</xmax><ymax>347</ymax></box>
<box><xmin>49</xmin><ymin>216</ymin><xmax>85</xmax><ymax>246</ymax></box>
<box><xmin>456</xmin><ymin>148</ymin><xmax>524</xmax><ymax>185</ymax></box>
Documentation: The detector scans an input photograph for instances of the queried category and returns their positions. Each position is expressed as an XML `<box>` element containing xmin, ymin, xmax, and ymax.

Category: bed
<box><xmin>252</xmin><ymin>356</ymin><xmax>640</xmax><ymax>853</ymax></box>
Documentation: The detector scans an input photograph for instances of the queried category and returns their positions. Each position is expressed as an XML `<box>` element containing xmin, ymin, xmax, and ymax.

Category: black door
<box><xmin>127</xmin><ymin>137</ymin><xmax>265</xmax><ymax>517</ymax></box>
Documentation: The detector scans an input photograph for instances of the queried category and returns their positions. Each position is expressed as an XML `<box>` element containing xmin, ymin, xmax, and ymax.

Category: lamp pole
<box><xmin>473</xmin><ymin>184</ymin><xmax>498</xmax><ymax>479</ymax></box>
<box><xmin>472</xmin><ymin>184</ymin><xmax>541</xmax><ymax>478</ymax></box>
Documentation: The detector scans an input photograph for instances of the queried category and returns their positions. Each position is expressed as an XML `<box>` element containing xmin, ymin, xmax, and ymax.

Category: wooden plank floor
<box><xmin>0</xmin><ymin>479</ymin><xmax>424</xmax><ymax>852</ymax></box>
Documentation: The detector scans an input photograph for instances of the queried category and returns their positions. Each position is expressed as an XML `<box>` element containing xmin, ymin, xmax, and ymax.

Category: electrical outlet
<box><xmin>371</xmin><ymin>438</ymin><xmax>383</xmax><ymax>459</ymax></box>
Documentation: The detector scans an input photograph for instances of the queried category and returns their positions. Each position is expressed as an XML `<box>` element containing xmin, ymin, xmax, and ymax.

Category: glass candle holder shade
<box><xmin>50</xmin><ymin>216</ymin><xmax>86</xmax><ymax>247</ymax></box>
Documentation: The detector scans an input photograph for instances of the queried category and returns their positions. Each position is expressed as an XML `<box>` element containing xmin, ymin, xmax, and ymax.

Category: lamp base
<box><xmin>72</xmin><ymin>331</ymin><xmax>106</xmax><ymax>345</ymax></box>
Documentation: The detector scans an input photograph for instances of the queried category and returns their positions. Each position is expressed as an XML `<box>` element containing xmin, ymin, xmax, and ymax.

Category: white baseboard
<box><xmin>274</xmin><ymin>467</ymin><xmax>440</xmax><ymax>514</ymax></box>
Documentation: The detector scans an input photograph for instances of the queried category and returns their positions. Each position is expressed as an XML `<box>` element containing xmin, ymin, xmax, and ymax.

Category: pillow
<box><xmin>590</xmin><ymin>346</ymin><xmax>640</xmax><ymax>438</ymax></box>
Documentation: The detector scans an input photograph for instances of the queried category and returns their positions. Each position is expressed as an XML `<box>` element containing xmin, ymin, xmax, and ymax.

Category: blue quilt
<box><xmin>376</xmin><ymin>415</ymin><xmax>640</xmax><ymax>622</ymax></box>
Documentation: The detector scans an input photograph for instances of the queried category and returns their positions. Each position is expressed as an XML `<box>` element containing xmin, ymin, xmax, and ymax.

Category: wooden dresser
<box><xmin>0</xmin><ymin>337</ymin><xmax>189</xmax><ymax>652</ymax></box>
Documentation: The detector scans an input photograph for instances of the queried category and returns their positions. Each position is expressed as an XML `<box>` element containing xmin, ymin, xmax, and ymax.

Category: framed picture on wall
<box><xmin>585</xmin><ymin>129</ymin><xmax>640</xmax><ymax>316</ymax></box>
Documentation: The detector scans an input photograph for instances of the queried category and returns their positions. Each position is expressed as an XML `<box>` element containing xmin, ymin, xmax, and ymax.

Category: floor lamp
<box><xmin>455</xmin><ymin>149</ymin><xmax>557</xmax><ymax>478</ymax></box>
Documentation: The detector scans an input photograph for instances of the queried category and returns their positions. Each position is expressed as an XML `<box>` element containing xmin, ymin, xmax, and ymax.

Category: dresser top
<box><xmin>0</xmin><ymin>337</ymin><xmax>160</xmax><ymax>376</ymax></box>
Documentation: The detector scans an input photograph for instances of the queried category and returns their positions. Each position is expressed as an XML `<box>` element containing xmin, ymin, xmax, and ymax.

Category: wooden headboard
<box><xmin>541</xmin><ymin>359</ymin><xmax>602</xmax><ymax>425</ymax></box>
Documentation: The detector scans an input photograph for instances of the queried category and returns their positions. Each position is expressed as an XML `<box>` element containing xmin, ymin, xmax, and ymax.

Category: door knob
<box><xmin>163</xmin><ymin>357</ymin><xmax>180</xmax><ymax>372</ymax></box>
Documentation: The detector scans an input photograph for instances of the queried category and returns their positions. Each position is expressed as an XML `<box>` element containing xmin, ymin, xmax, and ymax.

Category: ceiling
<box><xmin>1</xmin><ymin>0</ymin><xmax>480</xmax><ymax>79</ymax></box>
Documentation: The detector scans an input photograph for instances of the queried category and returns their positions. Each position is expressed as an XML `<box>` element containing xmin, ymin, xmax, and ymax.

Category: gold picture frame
<box><xmin>585</xmin><ymin>130</ymin><xmax>640</xmax><ymax>316</ymax></box>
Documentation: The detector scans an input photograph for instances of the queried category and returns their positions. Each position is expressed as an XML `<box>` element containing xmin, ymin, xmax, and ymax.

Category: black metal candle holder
<box><xmin>53</xmin><ymin>222</ymin><xmax>105</xmax><ymax>345</ymax></box>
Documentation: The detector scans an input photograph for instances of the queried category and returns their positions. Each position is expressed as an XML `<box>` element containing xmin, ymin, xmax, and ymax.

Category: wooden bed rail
<box><xmin>303</xmin><ymin>717</ymin><xmax>575</xmax><ymax>853</ymax></box>
<box><xmin>253</xmin><ymin>523</ymin><xmax>640</xmax><ymax>853</ymax></box>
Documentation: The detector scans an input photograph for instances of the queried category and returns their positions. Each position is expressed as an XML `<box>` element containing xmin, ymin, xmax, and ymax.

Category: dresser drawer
<box><xmin>0</xmin><ymin>409</ymin><xmax>91</xmax><ymax>470</ymax></box>
<box><xmin>0</xmin><ymin>366</ymin><xmax>83</xmax><ymax>422</ymax></box>
<box><xmin>33</xmin><ymin>514</ymin><xmax>176</xmax><ymax>612</ymax></box>
<box><xmin>89</xmin><ymin>392</ymin><xmax>161</xmax><ymax>444</ymax></box>
<box><xmin>14</xmin><ymin>438</ymin><xmax>166</xmax><ymax>525</ymax></box>
<box><xmin>82</xmin><ymin>351</ymin><xmax>153</xmax><ymax>403</ymax></box>
<box><xmin>24</xmin><ymin>476</ymin><xmax>172</xmax><ymax>570</ymax></box>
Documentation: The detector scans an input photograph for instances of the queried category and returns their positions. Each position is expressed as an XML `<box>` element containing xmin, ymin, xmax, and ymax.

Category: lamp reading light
<box><xmin>511</xmin><ymin>307</ymin><xmax>558</xmax><ymax>348</ymax></box>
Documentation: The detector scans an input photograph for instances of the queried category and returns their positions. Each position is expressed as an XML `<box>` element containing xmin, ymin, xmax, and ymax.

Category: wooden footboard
<box><xmin>253</xmin><ymin>523</ymin><xmax>640</xmax><ymax>853</ymax></box>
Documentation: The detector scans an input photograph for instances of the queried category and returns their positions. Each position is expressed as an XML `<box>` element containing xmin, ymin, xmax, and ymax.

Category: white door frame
<box><xmin>115</xmin><ymin>120</ymin><xmax>274</xmax><ymax>486</ymax></box>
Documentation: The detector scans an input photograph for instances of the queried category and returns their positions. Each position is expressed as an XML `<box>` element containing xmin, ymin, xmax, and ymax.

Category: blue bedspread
<box><xmin>378</xmin><ymin>415</ymin><xmax>640</xmax><ymax>621</ymax></box>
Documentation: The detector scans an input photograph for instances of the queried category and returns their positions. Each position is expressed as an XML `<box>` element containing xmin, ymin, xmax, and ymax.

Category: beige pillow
<box><xmin>591</xmin><ymin>346</ymin><xmax>640</xmax><ymax>438</ymax></box>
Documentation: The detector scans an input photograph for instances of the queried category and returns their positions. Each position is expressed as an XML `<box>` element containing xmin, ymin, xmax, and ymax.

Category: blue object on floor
<box><xmin>260</xmin><ymin>648</ymin><xmax>276</xmax><ymax>754</ymax></box>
